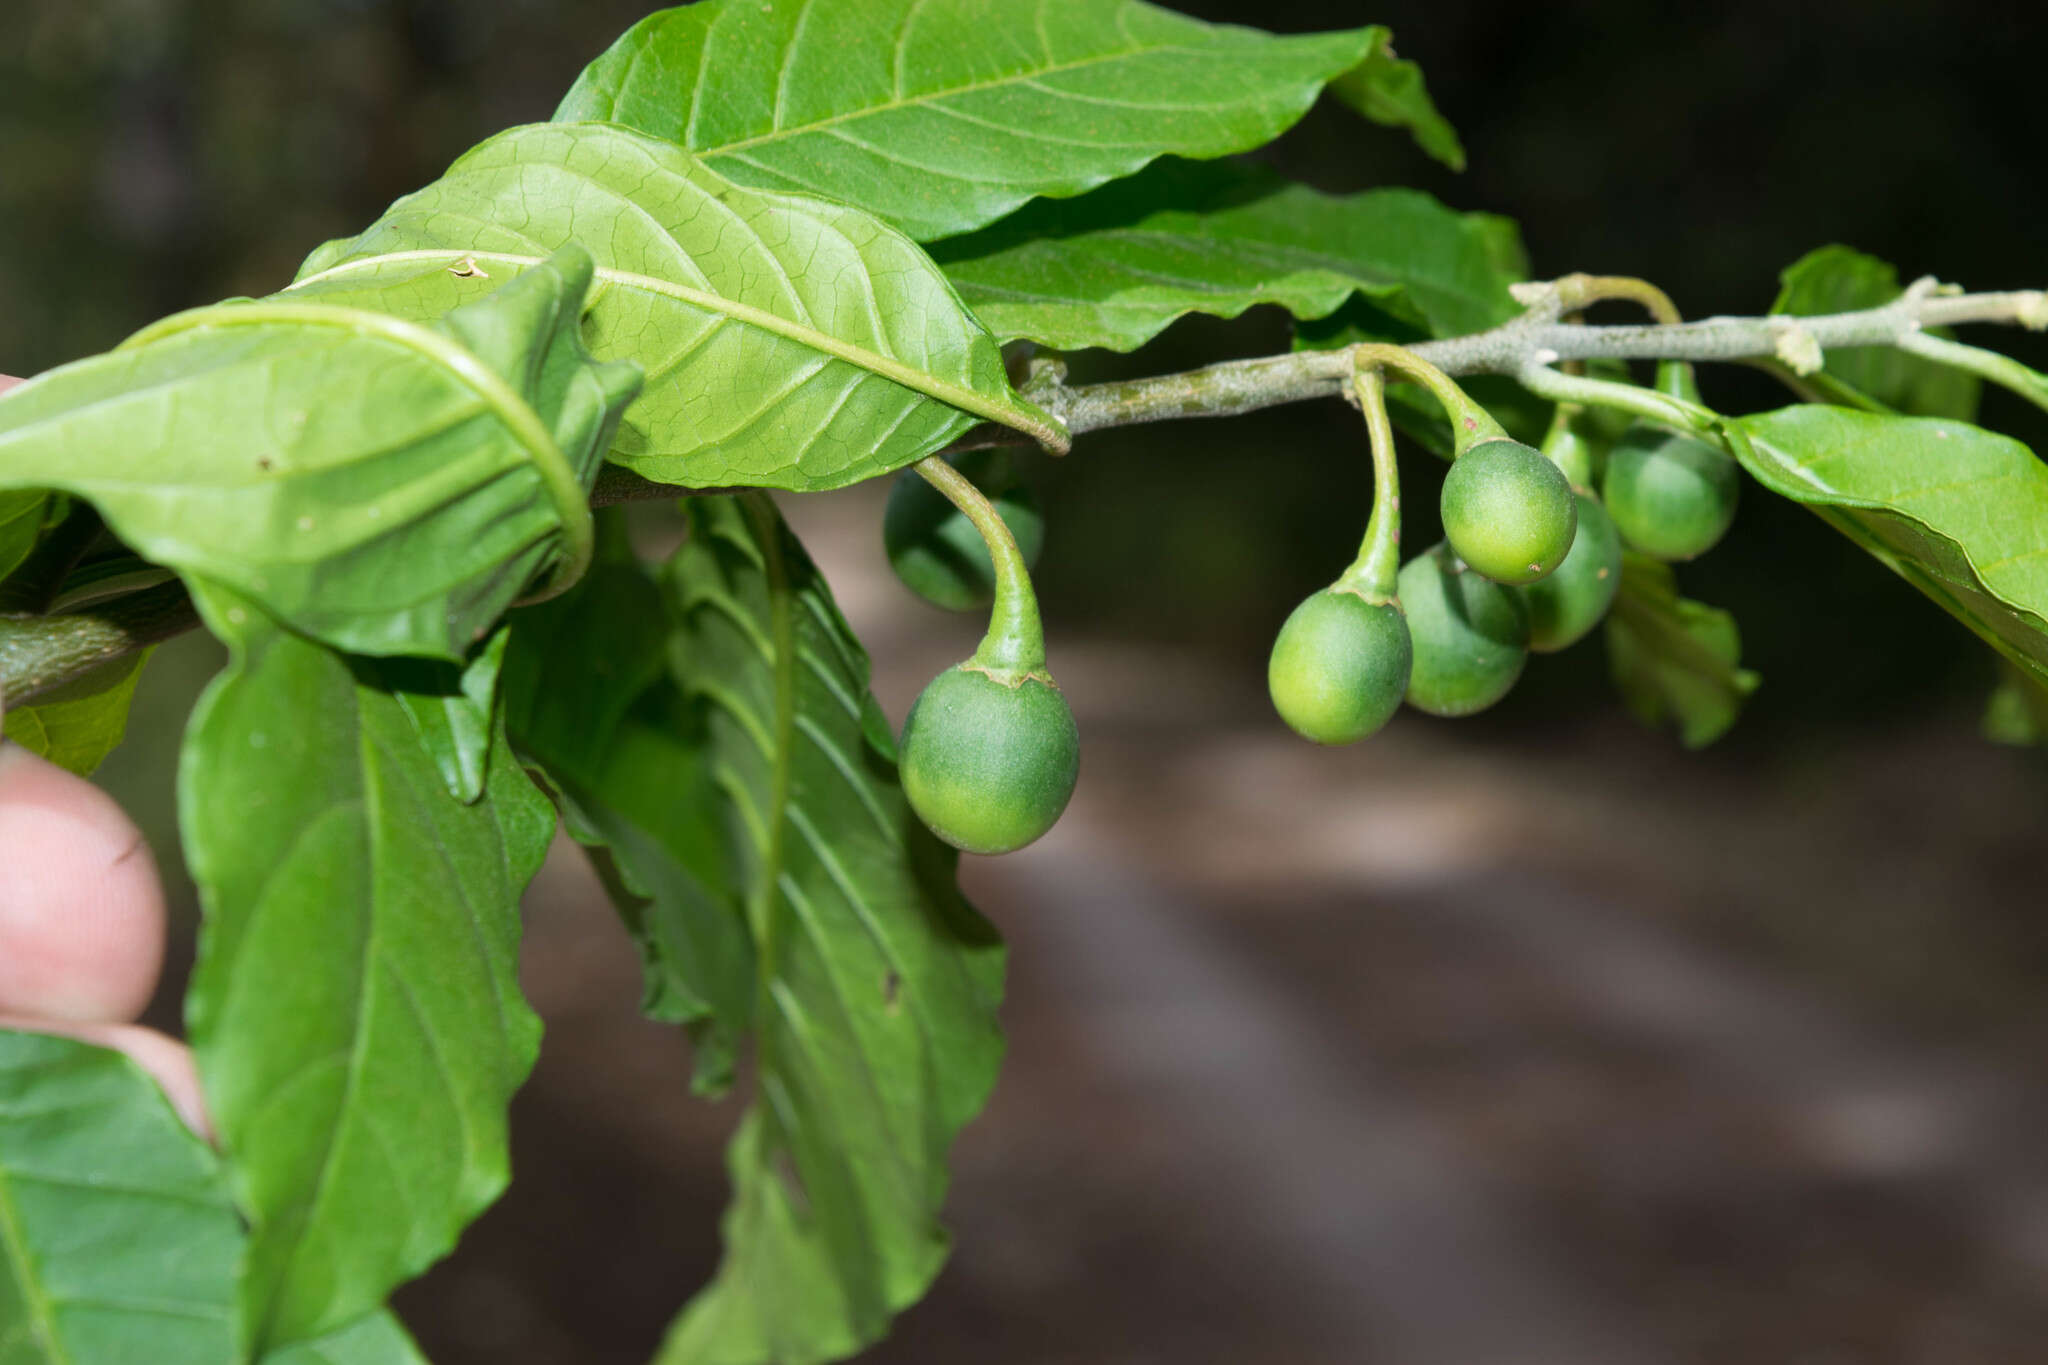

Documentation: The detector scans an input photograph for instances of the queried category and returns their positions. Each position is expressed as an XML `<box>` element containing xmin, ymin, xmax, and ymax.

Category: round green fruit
<box><xmin>1398</xmin><ymin>544</ymin><xmax>1531</xmax><ymax>717</ymax></box>
<box><xmin>1440</xmin><ymin>438</ymin><xmax>1578</xmax><ymax>586</ymax></box>
<box><xmin>1267</xmin><ymin>589</ymin><xmax>1412</xmax><ymax>745</ymax></box>
<box><xmin>1601</xmin><ymin>422</ymin><xmax>1740</xmax><ymax>561</ymax></box>
<box><xmin>900</xmin><ymin>663</ymin><xmax>1079</xmax><ymax>855</ymax></box>
<box><xmin>883</xmin><ymin>451</ymin><xmax>1044</xmax><ymax>611</ymax></box>
<box><xmin>1518</xmin><ymin>492</ymin><xmax>1623</xmax><ymax>653</ymax></box>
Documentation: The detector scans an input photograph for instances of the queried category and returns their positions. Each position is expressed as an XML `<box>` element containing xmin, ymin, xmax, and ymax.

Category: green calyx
<box><xmin>900</xmin><ymin>663</ymin><xmax>1079</xmax><ymax>855</ymax></box>
<box><xmin>1601</xmin><ymin>422</ymin><xmax>1740</xmax><ymax>561</ymax></box>
<box><xmin>1517</xmin><ymin>490</ymin><xmax>1622</xmax><ymax>652</ymax></box>
<box><xmin>1440</xmin><ymin>438</ymin><xmax>1578</xmax><ymax>586</ymax></box>
<box><xmin>1399</xmin><ymin>543</ymin><xmax>1531</xmax><ymax>717</ymax></box>
<box><xmin>884</xmin><ymin>449</ymin><xmax>1045</xmax><ymax>611</ymax></box>
<box><xmin>1268</xmin><ymin>588</ymin><xmax>1412</xmax><ymax>745</ymax></box>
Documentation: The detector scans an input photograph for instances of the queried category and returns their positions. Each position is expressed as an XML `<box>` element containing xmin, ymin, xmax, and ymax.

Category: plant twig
<box><xmin>4</xmin><ymin>280</ymin><xmax>2041</xmax><ymax>703</ymax></box>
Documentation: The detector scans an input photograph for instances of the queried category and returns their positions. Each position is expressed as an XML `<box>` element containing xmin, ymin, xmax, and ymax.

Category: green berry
<box><xmin>1518</xmin><ymin>491</ymin><xmax>1623</xmax><ymax>653</ymax></box>
<box><xmin>1267</xmin><ymin>589</ymin><xmax>1412</xmax><ymax>745</ymax></box>
<box><xmin>1440</xmin><ymin>438</ymin><xmax>1578</xmax><ymax>585</ymax></box>
<box><xmin>1398</xmin><ymin>544</ymin><xmax>1530</xmax><ymax>717</ymax></box>
<box><xmin>884</xmin><ymin>451</ymin><xmax>1044</xmax><ymax>611</ymax></box>
<box><xmin>900</xmin><ymin>663</ymin><xmax>1079</xmax><ymax>855</ymax></box>
<box><xmin>1601</xmin><ymin>422</ymin><xmax>1740</xmax><ymax>561</ymax></box>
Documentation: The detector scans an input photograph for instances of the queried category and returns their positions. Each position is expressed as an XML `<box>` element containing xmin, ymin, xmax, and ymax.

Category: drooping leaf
<box><xmin>1606</xmin><ymin>552</ymin><xmax>1760</xmax><ymax>748</ymax></box>
<box><xmin>180</xmin><ymin>585</ymin><xmax>553</xmax><ymax>1352</ymax></box>
<box><xmin>1327</xmin><ymin>27</ymin><xmax>1466</xmax><ymax>172</ymax></box>
<box><xmin>1770</xmin><ymin>246</ymin><xmax>1981</xmax><ymax>419</ymax></box>
<box><xmin>503</xmin><ymin>514</ymin><xmax>752</xmax><ymax>1096</ymax></box>
<box><xmin>1982</xmin><ymin>660</ymin><xmax>2048</xmax><ymax>746</ymax></box>
<box><xmin>288</xmin><ymin>123</ymin><xmax>1057</xmax><ymax>490</ymax></box>
<box><xmin>1</xmin><ymin>647</ymin><xmax>151</xmax><ymax>775</ymax></box>
<box><xmin>1728</xmin><ymin>407</ymin><xmax>2048</xmax><ymax>689</ymax></box>
<box><xmin>643</xmin><ymin>496</ymin><xmax>1004</xmax><ymax>1365</ymax></box>
<box><xmin>0</xmin><ymin>1029</ymin><xmax>244</xmax><ymax>1365</ymax></box>
<box><xmin>260</xmin><ymin>1310</ymin><xmax>431</xmax><ymax>1365</ymax></box>
<box><xmin>930</xmin><ymin>158</ymin><xmax>1518</xmax><ymax>351</ymax></box>
<box><xmin>555</xmin><ymin>1</ymin><xmax>1431</xmax><ymax>243</ymax></box>
<box><xmin>0</xmin><ymin>247</ymin><xmax>638</xmax><ymax>661</ymax></box>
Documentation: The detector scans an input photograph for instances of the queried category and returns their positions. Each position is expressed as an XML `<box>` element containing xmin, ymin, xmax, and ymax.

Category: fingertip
<box><xmin>0</xmin><ymin>742</ymin><xmax>168</xmax><ymax>1021</ymax></box>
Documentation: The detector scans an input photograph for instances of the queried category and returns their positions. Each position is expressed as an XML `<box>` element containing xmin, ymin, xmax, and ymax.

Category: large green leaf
<box><xmin>260</xmin><ymin>1311</ymin><xmax>430</xmax><ymax>1365</ymax></box>
<box><xmin>0</xmin><ymin>248</ymin><xmax>637</xmax><ymax>661</ymax></box>
<box><xmin>644</xmin><ymin>496</ymin><xmax>1004</xmax><ymax>1365</ymax></box>
<box><xmin>1</xmin><ymin>648</ymin><xmax>151</xmax><ymax>776</ymax></box>
<box><xmin>180</xmin><ymin>586</ymin><xmax>553</xmax><ymax>1353</ymax></box>
<box><xmin>289</xmin><ymin>123</ymin><xmax>1055</xmax><ymax>490</ymax></box>
<box><xmin>0</xmin><ymin>1029</ymin><xmax>244</xmax><ymax>1365</ymax></box>
<box><xmin>1728</xmin><ymin>406</ymin><xmax>2048</xmax><ymax>689</ymax></box>
<box><xmin>555</xmin><ymin>0</ymin><xmax>1438</xmax><ymax>242</ymax></box>
<box><xmin>503</xmin><ymin>515</ymin><xmax>752</xmax><ymax>1096</ymax></box>
<box><xmin>1770</xmin><ymin>245</ymin><xmax>1980</xmax><ymax>419</ymax></box>
<box><xmin>1605</xmin><ymin>553</ymin><xmax>1759</xmax><ymax>748</ymax></box>
<box><xmin>932</xmin><ymin>158</ymin><xmax>1518</xmax><ymax>351</ymax></box>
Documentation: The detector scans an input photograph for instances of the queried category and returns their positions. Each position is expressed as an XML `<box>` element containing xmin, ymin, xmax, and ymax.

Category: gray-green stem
<box><xmin>4</xmin><ymin>281</ymin><xmax>2041</xmax><ymax>701</ymax></box>
<box><xmin>1337</xmin><ymin>366</ymin><xmax>1401</xmax><ymax>600</ymax></box>
<box><xmin>912</xmin><ymin>455</ymin><xmax>1049</xmax><ymax>680</ymax></box>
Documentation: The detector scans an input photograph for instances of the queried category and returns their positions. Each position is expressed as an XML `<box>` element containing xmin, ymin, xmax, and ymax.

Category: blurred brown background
<box><xmin>7</xmin><ymin>2</ymin><xmax>2048</xmax><ymax>1361</ymax></box>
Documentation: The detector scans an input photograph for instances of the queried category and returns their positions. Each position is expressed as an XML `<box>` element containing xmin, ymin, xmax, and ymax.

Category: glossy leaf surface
<box><xmin>1771</xmin><ymin>245</ymin><xmax>1980</xmax><ymax>419</ymax></box>
<box><xmin>0</xmin><ymin>1030</ymin><xmax>243</xmax><ymax>1365</ymax></box>
<box><xmin>649</xmin><ymin>497</ymin><xmax>1004</xmax><ymax>1365</ymax></box>
<box><xmin>0</xmin><ymin>249</ymin><xmax>636</xmax><ymax>661</ymax></box>
<box><xmin>180</xmin><ymin>586</ymin><xmax>552</xmax><ymax>1352</ymax></box>
<box><xmin>932</xmin><ymin>159</ymin><xmax>1518</xmax><ymax>351</ymax></box>
<box><xmin>290</xmin><ymin>124</ymin><xmax>1054</xmax><ymax>491</ymax></box>
<box><xmin>555</xmin><ymin>0</ymin><xmax>1420</xmax><ymax>242</ymax></box>
<box><xmin>1730</xmin><ymin>406</ymin><xmax>2048</xmax><ymax>688</ymax></box>
<box><xmin>1606</xmin><ymin>552</ymin><xmax>1759</xmax><ymax>748</ymax></box>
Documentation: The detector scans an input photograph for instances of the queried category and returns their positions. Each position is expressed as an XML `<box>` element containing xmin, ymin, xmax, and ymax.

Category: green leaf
<box><xmin>0</xmin><ymin>1029</ymin><xmax>244</xmax><ymax>1365</ymax></box>
<box><xmin>503</xmin><ymin>517</ymin><xmax>752</xmax><ymax>1096</ymax></box>
<box><xmin>289</xmin><ymin>123</ymin><xmax>1057</xmax><ymax>490</ymax></box>
<box><xmin>555</xmin><ymin>0</ymin><xmax>1402</xmax><ymax>242</ymax></box>
<box><xmin>1728</xmin><ymin>406</ymin><xmax>2048</xmax><ymax>690</ymax></box>
<box><xmin>1</xmin><ymin>648</ymin><xmax>151</xmax><ymax>776</ymax></box>
<box><xmin>260</xmin><ymin>1310</ymin><xmax>430</xmax><ymax>1365</ymax></box>
<box><xmin>180</xmin><ymin>586</ymin><xmax>553</xmax><ymax>1352</ymax></box>
<box><xmin>930</xmin><ymin>158</ymin><xmax>1518</xmax><ymax>351</ymax></box>
<box><xmin>1982</xmin><ymin>660</ymin><xmax>2048</xmax><ymax>746</ymax></box>
<box><xmin>0</xmin><ymin>492</ymin><xmax>45</xmax><ymax>584</ymax></box>
<box><xmin>1327</xmin><ymin>27</ymin><xmax>1466</xmax><ymax>172</ymax></box>
<box><xmin>1606</xmin><ymin>552</ymin><xmax>1760</xmax><ymax>748</ymax></box>
<box><xmin>649</xmin><ymin>496</ymin><xmax>1004</xmax><ymax>1365</ymax></box>
<box><xmin>0</xmin><ymin>247</ymin><xmax>638</xmax><ymax>661</ymax></box>
<box><xmin>380</xmin><ymin>628</ymin><xmax>510</xmax><ymax>804</ymax></box>
<box><xmin>1770</xmin><ymin>246</ymin><xmax>1980</xmax><ymax>419</ymax></box>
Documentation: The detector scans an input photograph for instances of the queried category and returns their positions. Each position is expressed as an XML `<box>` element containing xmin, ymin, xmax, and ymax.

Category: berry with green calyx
<box><xmin>896</xmin><ymin>455</ymin><xmax>1078</xmax><ymax>855</ymax></box>
<box><xmin>900</xmin><ymin>662</ymin><xmax>1079</xmax><ymax>855</ymax></box>
<box><xmin>1269</xmin><ymin>590</ymin><xmax>1412</xmax><ymax>745</ymax></box>
<box><xmin>1600</xmin><ymin>358</ymin><xmax>1740</xmax><ymax>561</ymax></box>
<box><xmin>1518</xmin><ymin>491</ymin><xmax>1622</xmax><ymax>652</ymax></box>
<box><xmin>1439</xmin><ymin>438</ymin><xmax>1578</xmax><ymax>586</ymax></box>
<box><xmin>884</xmin><ymin>449</ymin><xmax>1044</xmax><ymax>611</ymax></box>
<box><xmin>1399</xmin><ymin>543</ymin><xmax>1531</xmax><ymax>717</ymax></box>
<box><xmin>1266</xmin><ymin>363</ymin><xmax>1413</xmax><ymax>745</ymax></box>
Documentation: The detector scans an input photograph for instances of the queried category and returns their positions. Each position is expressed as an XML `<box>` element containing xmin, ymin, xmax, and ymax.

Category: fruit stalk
<box><xmin>1340</xmin><ymin>366</ymin><xmax>1402</xmax><ymax>600</ymax></box>
<box><xmin>911</xmin><ymin>453</ymin><xmax>1048</xmax><ymax>678</ymax></box>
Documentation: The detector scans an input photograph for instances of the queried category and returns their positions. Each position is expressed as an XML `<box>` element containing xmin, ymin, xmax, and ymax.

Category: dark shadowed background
<box><xmin>6</xmin><ymin>3</ymin><xmax>2048</xmax><ymax>1362</ymax></box>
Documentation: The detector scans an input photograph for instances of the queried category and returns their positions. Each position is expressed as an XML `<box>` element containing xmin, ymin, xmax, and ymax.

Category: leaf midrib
<box><xmin>0</xmin><ymin>1132</ymin><xmax>70</xmax><ymax>1365</ymax></box>
<box><xmin>286</xmin><ymin>252</ymin><xmax>1064</xmax><ymax>449</ymax></box>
